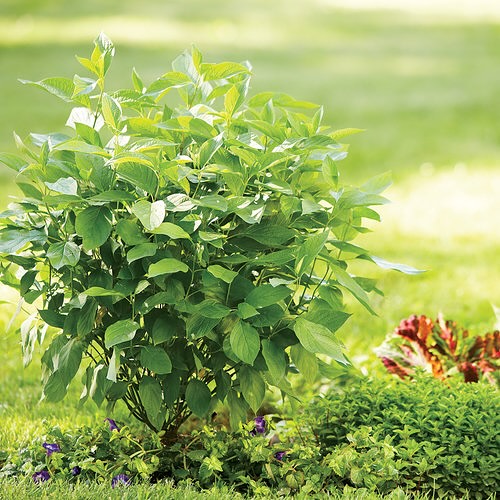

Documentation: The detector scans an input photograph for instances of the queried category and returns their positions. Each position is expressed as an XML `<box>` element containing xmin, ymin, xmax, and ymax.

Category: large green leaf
<box><xmin>332</xmin><ymin>265</ymin><xmax>375</xmax><ymax>314</ymax></box>
<box><xmin>148</xmin><ymin>258</ymin><xmax>189</xmax><ymax>277</ymax></box>
<box><xmin>139</xmin><ymin>376</ymin><xmax>165</xmax><ymax>430</ymax></box>
<box><xmin>186</xmin><ymin>379</ymin><xmax>211</xmax><ymax>417</ymax></box>
<box><xmin>0</xmin><ymin>229</ymin><xmax>46</xmax><ymax>254</ymax></box>
<box><xmin>239</xmin><ymin>366</ymin><xmax>266</xmax><ymax>412</ymax></box>
<box><xmin>117</xmin><ymin>162</ymin><xmax>158</xmax><ymax>194</ymax></box>
<box><xmin>47</xmin><ymin>241</ymin><xmax>80</xmax><ymax>270</ymax></box>
<box><xmin>101</xmin><ymin>93</ymin><xmax>122</xmax><ymax>130</ymax></box>
<box><xmin>132</xmin><ymin>200</ymin><xmax>165</xmax><ymax>231</ymax></box>
<box><xmin>75</xmin><ymin>206</ymin><xmax>113</xmax><ymax>251</ymax></box>
<box><xmin>126</xmin><ymin>243</ymin><xmax>158</xmax><ymax>263</ymax></box>
<box><xmin>152</xmin><ymin>222</ymin><xmax>191</xmax><ymax>239</ymax></box>
<box><xmin>245</xmin><ymin>284</ymin><xmax>291</xmax><ymax>309</ymax></box>
<box><xmin>261</xmin><ymin>338</ymin><xmax>286</xmax><ymax>382</ymax></box>
<box><xmin>207</xmin><ymin>265</ymin><xmax>238</xmax><ymax>284</ymax></box>
<box><xmin>139</xmin><ymin>346</ymin><xmax>172</xmax><ymax>375</ymax></box>
<box><xmin>230</xmin><ymin>320</ymin><xmax>260</xmax><ymax>365</ymax></box>
<box><xmin>105</xmin><ymin>319</ymin><xmax>140</xmax><ymax>348</ymax></box>
<box><xmin>293</xmin><ymin>316</ymin><xmax>347</xmax><ymax>363</ymax></box>
<box><xmin>186</xmin><ymin>314</ymin><xmax>220</xmax><ymax>340</ymax></box>
<box><xmin>295</xmin><ymin>231</ymin><xmax>328</xmax><ymax>276</ymax></box>
<box><xmin>290</xmin><ymin>343</ymin><xmax>318</xmax><ymax>383</ymax></box>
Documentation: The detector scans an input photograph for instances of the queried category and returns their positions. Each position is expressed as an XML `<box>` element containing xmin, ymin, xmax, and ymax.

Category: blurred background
<box><xmin>0</xmin><ymin>0</ymin><xmax>499</xmax><ymax>395</ymax></box>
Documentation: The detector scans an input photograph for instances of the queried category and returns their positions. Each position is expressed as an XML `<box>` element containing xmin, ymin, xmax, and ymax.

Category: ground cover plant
<box><xmin>304</xmin><ymin>377</ymin><xmax>500</xmax><ymax>498</ymax></box>
<box><xmin>0</xmin><ymin>34</ymin><xmax>420</xmax><ymax>437</ymax></box>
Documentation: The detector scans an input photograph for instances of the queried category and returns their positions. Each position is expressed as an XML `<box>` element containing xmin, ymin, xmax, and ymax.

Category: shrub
<box><xmin>304</xmin><ymin>377</ymin><xmax>500</xmax><ymax>497</ymax></box>
<box><xmin>0</xmin><ymin>34</ymin><xmax>418</xmax><ymax>435</ymax></box>
<box><xmin>375</xmin><ymin>314</ymin><xmax>499</xmax><ymax>385</ymax></box>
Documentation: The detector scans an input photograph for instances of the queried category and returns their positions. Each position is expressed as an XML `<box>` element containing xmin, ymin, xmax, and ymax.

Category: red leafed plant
<box><xmin>375</xmin><ymin>314</ymin><xmax>499</xmax><ymax>385</ymax></box>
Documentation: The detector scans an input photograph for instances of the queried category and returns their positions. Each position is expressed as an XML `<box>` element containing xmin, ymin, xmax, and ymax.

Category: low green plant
<box><xmin>375</xmin><ymin>314</ymin><xmax>499</xmax><ymax>385</ymax></box>
<box><xmin>304</xmin><ymin>377</ymin><xmax>500</xmax><ymax>497</ymax></box>
<box><xmin>0</xmin><ymin>33</ymin><xmax>418</xmax><ymax>435</ymax></box>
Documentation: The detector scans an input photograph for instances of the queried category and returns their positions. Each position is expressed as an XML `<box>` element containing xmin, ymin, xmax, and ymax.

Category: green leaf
<box><xmin>290</xmin><ymin>343</ymin><xmax>318</xmax><ymax>383</ymax></box>
<box><xmin>293</xmin><ymin>317</ymin><xmax>347</xmax><ymax>363</ymax></box>
<box><xmin>295</xmin><ymin>231</ymin><xmax>328</xmax><ymax>276</ymax></box>
<box><xmin>88</xmin><ymin>190</ymin><xmax>136</xmax><ymax>203</ymax></box>
<box><xmin>230</xmin><ymin>320</ymin><xmax>260</xmax><ymax>365</ymax></box>
<box><xmin>83</xmin><ymin>286</ymin><xmax>126</xmax><ymax>297</ymax></box>
<box><xmin>361</xmin><ymin>171</ymin><xmax>392</xmax><ymax>194</ymax></box>
<box><xmin>75</xmin><ymin>206</ymin><xmax>113</xmax><ymax>251</ymax></box>
<box><xmin>196</xmin><ymin>299</ymin><xmax>231</xmax><ymax>319</ymax></box>
<box><xmin>105</xmin><ymin>319</ymin><xmax>140</xmax><ymax>348</ymax></box>
<box><xmin>140</xmin><ymin>346</ymin><xmax>172</xmax><ymax>374</ymax></box>
<box><xmin>76</xmin><ymin>299</ymin><xmax>98</xmax><ymax>335</ymax></box>
<box><xmin>148</xmin><ymin>258</ymin><xmax>189</xmax><ymax>277</ymax></box>
<box><xmin>47</xmin><ymin>241</ymin><xmax>80</xmax><ymax>270</ymax></box>
<box><xmin>202</xmin><ymin>61</ymin><xmax>250</xmax><ymax>80</ymax></box>
<box><xmin>116</xmin><ymin>218</ymin><xmax>149</xmax><ymax>245</ymax></box>
<box><xmin>186</xmin><ymin>379</ymin><xmax>212</xmax><ymax>417</ymax></box>
<box><xmin>226</xmin><ymin>390</ymin><xmax>249</xmax><ymax>430</ymax></box>
<box><xmin>239</xmin><ymin>366</ymin><xmax>266</xmax><ymax>412</ymax></box>
<box><xmin>198</xmin><ymin>133</ymin><xmax>223</xmax><ymax>167</ymax></box>
<box><xmin>244</xmin><ymin>225</ymin><xmax>295</xmax><ymax>246</ymax></box>
<box><xmin>54</xmin><ymin>139</ymin><xmax>107</xmax><ymax>155</ymax></box>
<box><xmin>246</xmin><ymin>284</ymin><xmax>291</xmax><ymax>308</ymax></box>
<box><xmin>117</xmin><ymin>162</ymin><xmax>158</xmax><ymax>194</ymax></box>
<box><xmin>364</xmin><ymin>255</ymin><xmax>425</xmax><ymax>275</ymax></box>
<box><xmin>0</xmin><ymin>229</ymin><xmax>46</xmax><ymax>254</ymax></box>
<box><xmin>262</xmin><ymin>339</ymin><xmax>286</xmax><ymax>382</ymax></box>
<box><xmin>186</xmin><ymin>314</ymin><xmax>220</xmax><ymax>340</ymax></box>
<box><xmin>101</xmin><ymin>93</ymin><xmax>122</xmax><ymax>129</ymax></box>
<box><xmin>152</xmin><ymin>317</ymin><xmax>181</xmax><ymax>344</ymax></box>
<box><xmin>20</xmin><ymin>77</ymin><xmax>90</xmax><ymax>106</ymax></box>
<box><xmin>237</xmin><ymin>302</ymin><xmax>259</xmax><ymax>320</ymax></box>
<box><xmin>0</xmin><ymin>152</ymin><xmax>27</xmax><ymax>171</ymax></box>
<box><xmin>207</xmin><ymin>265</ymin><xmax>238</xmax><ymax>284</ymax></box>
<box><xmin>306</xmin><ymin>299</ymin><xmax>351</xmax><ymax>334</ymax></box>
<box><xmin>45</xmin><ymin>177</ymin><xmax>78</xmax><ymax>195</ymax></box>
<box><xmin>127</xmin><ymin>243</ymin><xmax>158</xmax><ymax>263</ymax></box>
<box><xmin>152</xmin><ymin>222</ymin><xmax>191</xmax><ymax>239</ymax></box>
<box><xmin>332</xmin><ymin>265</ymin><xmax>375</xmax><ymax>314</ymax></box>
<box><xmin>132</xmin><ymin>200</ymin><xmax>165</xmax><ymax>231</ymax></box>
<box><xmin>139</xmin><ymin>376</ymin><xmax>165</xmax><ymax>430</ymax></box>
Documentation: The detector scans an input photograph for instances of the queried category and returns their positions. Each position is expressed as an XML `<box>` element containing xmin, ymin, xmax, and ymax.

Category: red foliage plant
<box><xmin>375</xmin><ymin>314</ymin><xmax>499</xmax><ymax>385</ymax></box>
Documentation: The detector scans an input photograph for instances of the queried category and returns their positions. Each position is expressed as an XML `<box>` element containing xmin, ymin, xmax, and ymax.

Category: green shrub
<box><xmin>304</xmin><ymin>377</ymin><xmax>500</xmax><ymax>497</ymax></box>
<box><xmin>0</xmin><ymin>34</ymin><xmax>419</xmax><ymax>435</ymax></box>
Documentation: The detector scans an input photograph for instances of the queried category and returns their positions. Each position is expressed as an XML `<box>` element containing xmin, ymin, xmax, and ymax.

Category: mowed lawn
<box><xmin>0</xmin><ymin>0</ymin><xmax>499</xmax><ymax>456</ymax></box>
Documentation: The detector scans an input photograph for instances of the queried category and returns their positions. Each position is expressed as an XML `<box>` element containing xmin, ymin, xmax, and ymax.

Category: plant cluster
<box><xmin>0</xmin><ymin>34</ymin><xmax>418</xmax><ymax>434</ymax></box>
<box><xmin>375</xmin><ymin>314</ymin><xmax>499</xmax><ymax>385</ymax></box>
<box><xmin>304</xmin><ymin>376</ymin><xmax>500</xmax><ymax>497</ymax></box>
<box><xmin>2</xmin><ymin>378</ymin><xmax>499</xmax><ymax>497</ymax></box>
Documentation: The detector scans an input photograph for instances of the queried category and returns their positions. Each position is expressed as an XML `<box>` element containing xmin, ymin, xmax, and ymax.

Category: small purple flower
<box><xmin>42</xmin><ymin>442</ymin><xmax>61</xmax><ymax>456</ymax></box>
<box><xmin>250</xmin><ymin>416</ymin><xmax>266</xmax><ymax>436</ymax></box>
<box><xmin>111</xmin><ymin>473</ymin><xmax>131</xmax><ymax>488</ymax></box>
<box><xmin>274</xmin><ymin>451</ymin><xmax>286</xmax><ymax>461</ymax></box>
<box><xmin>32</xmin><ymin>470</ymin><xmax>50</xmax><ymax>483</ymax></box>
<box><xmin>104</xmin><ymin>417</ymin><xmax>120</xmax><ymax>431</ymax></box>
<box><xmin>71</xmin><ymin>466</ymin><xmax>81</xmax><ymax>476</ymax></box>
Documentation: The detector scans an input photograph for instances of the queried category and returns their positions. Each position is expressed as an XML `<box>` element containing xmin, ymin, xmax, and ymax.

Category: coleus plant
<box><xmin>375</xmin><ymin>314</ymin><xmax>499</xmax><ymax>385</ymax></box>
<box><xmin>0</xmin><ymin>34</ymin><xmax>419</xmax><ymax>434</ymax></box>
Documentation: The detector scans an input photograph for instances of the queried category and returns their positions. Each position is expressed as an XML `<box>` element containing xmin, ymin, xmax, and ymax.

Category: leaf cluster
<box><xmin>375</xmin><ymin>314</ymin><xmax>500</xmax><ymax>385</ymax></box>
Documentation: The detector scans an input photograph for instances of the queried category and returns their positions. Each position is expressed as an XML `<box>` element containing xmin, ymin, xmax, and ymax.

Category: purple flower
<box><xmin>111</xmin><ymin>473</ymin><xmax>131</xmax><ymax>488</ymax></box>
<box><xmin>42</xmin><ymin>442</ymin><xmax>61</xmax><ymax>456</ymax></box>
<box><xmin>32</xmin><ymin>470</ymin><xmax>50</xmax><ymax>483</ymax></box>
<box><xmin>71</xmin><ymin>466</ymin><xmax>81</xmax><ymax>476</ymax></box>
<box><xmin>104</xmin><ymin>417</ymin><xmax>120</xmax><ymax>431</ymax></box>
<box><xmin>250</xmin><ymin>416</ymin><xmax>266</xmax><ymax>436</ymax></box>
<box><xmin>274</xmin><ymin>451</ymin><xmax>286</xmax><ymax>461</ymax></box>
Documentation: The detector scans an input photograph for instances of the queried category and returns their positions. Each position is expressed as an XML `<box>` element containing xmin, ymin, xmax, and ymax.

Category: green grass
<box><xmin>1</xmin><ymin>0</ymin><xmax>499</xmax><ymax>496</ymax></box>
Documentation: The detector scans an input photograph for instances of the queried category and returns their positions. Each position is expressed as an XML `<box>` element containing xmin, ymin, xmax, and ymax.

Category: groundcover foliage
<box><xmin>0</xmin><ymin>34</ymin><xmax>417</xmax><ymax>434</ymax></box>
<box><xmin>305</xmin><ymin>377</ymin><xmax>500</xmax><ymax>497</ymax></box>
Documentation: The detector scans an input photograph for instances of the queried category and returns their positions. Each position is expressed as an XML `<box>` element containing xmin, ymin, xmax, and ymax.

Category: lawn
<box><xmin>0</xmin><ymin>0</ymin><xmax>499</xmax><ymax>496</ymax></box>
